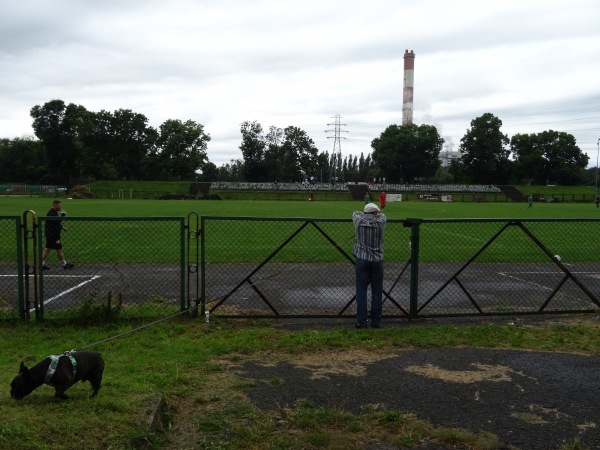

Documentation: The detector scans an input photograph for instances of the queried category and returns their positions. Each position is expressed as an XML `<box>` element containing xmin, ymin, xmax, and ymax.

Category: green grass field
<box><xmin>2</xmin><ymin>196</ymin><xmax>600</xmax><ymax>264</ymax></box>
<box><xmin>1</xmin><ymin>195</ymin><xmax>600</xmax><ymax>219</ymax></box>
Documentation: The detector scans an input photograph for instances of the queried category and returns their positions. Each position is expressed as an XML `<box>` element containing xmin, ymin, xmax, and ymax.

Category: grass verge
<box><xmin>1</xmin><ymin>315</ymin><xmax>599</xmax><ymax>449</ymax></box>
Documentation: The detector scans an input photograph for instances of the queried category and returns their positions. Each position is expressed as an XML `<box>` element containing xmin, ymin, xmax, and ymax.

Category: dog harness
<box><xmin>44</xmin><ymin>353</ymin><xmax>77</xmax><ymax>385</ymax></box>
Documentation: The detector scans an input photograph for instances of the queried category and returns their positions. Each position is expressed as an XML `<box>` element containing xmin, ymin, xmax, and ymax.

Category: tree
<box><xmin>328</xmin><ymin>150</ymin><xmax>343</xmax><ymax>183</ymax></box>
<box><xmin>448</xmin><ymin>158</ymin><xmax>468</xmax><ymax>183</ymax></box>
<box><xmin>239</xmin><ymin>120</ymin><xmax>267</xmax><ymax>181</ymax></box>
<box><xmin>427</xmin><ymin>166</ymin><xmax>454</xmax><ymax>184</ymax></box>
<box><xmin>581</xmin><ymin>167</ymin><xmax>598</xmax><ymax>187</ymax></box>
<box><xmin>262</xmin><ymin>126</ymin><xmax>285</xmax><ymax>182</ymax></box>
<box><xmin>217</xmin><ymin>159</ymin><xmax>244</xmax><ymax>181</ymax></box>
<box><xmin>510</xmin><ymin>133</ymin><xmax>542</xmax><ymax>184</ymax></box>
<box><xmin>77</xmin><ymin>109</ymin><xmax>118</xmax><ymax>180</ymax></box>
<box><xmin>511</xmin><ymin>130</ymin><xmax>589</xmax><ymax>185</ymax></box>
<box><xmin>371</xmin><ymin>123</ymin><xmax>443</xmax><ymax>183</ymax></box>
<box><xmin>110</xmin><ymin>109</ymin><xmax>157</xmax><ymax>180</ymax></box>
<box><xmin>315</xmin><ymin>150</ymin><xmax>330</xmax><ymax>183</ymax></box>
<box><xmin>156</xmin><ymin>119</ymin><xmax>210</xmax><ymax>180</ymax></box>
<box><xmin>279</xmin><ymin>126</ymin><xmax>319</xmax><ymax>182</ymax></box>
<box><xmin>358</xmin><ymin>153</ymin><xmax>367</xmax><ymax>181</ymax></box>
<box><xmin>198</xmin><ymin>161</ymin><xmax>219</xmax><ymax>181</ymax></box>
<box><xmin>458</xmin><ymin>113</ymin><xmax>510</xmax><ymax>184</ymax></box>
<box><xmin>30</xmin><ymin>99</ymin><xmax>89</xmax><ymax>185</ymax></box>
<box><xmin>0</xmin><ymin>137</ymin><xmax>47</xmax><ymax>183</ymax></box>
<box><xmin>77</xmin><ymin>109</ymin><xmax>157</xmax><ymax>181</ymax></box>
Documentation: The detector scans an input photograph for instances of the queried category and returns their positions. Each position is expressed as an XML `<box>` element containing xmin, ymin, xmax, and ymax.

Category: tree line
<box><xmin>0</xmin><ymin>100</ymin><xmax>593</xmax><ymax>187</ymax></box>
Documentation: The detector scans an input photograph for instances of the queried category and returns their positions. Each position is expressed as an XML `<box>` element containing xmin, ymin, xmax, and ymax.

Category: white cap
<box><xmin>364</xmin><ymin>203</ymin><xmax>380</xmax><ymax>213</ymax></box>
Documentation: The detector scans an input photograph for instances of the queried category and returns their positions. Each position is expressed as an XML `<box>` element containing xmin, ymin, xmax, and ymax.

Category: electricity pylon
<box><xmin>325</xmin><ymin>114</ymin><xmax>348</xmax><ymax>185</ymax></box>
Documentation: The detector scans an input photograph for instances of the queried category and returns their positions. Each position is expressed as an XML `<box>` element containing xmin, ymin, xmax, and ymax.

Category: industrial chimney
<box><xmin>402</xmin><ymin>49</ymin><xmax>415</xmax><ymax>125</ymax></box>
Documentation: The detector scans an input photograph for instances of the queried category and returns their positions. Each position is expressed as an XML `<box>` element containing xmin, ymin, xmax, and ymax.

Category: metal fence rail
<box><xmin>201</xmin><ymin>217</ymin><xmax>600</xmax><ymax>319</ymax></box>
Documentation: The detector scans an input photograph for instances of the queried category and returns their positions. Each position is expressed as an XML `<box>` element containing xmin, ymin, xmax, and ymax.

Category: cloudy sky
<box><xmin>2</xmin><ymin>0</ymin><xmax>600</xmax><ymax>167</ymax></box>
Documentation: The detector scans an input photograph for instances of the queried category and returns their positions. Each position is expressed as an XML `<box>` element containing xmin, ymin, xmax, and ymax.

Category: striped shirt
<box><xmin>352</xmin><ymin>211</ymin><xmax>386</xmax><ymax>262</ymax></box>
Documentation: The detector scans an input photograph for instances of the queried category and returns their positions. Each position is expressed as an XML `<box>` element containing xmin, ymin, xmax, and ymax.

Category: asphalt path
<box><xmin>238</xmin><ymin>344</ymin><xmax>600</xmax><ymax>449</ymax></box>
<box><xmin>2</xmin><ymin>260</ymin><xmax>598</xmax><ymax>317</ymax></box>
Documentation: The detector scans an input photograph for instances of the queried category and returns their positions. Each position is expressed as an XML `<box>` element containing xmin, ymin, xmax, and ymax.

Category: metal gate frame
<box><xmin>404</xmin><ymin>218</ymin><xmax>600</xmax><ymax>318</ymax></box>
<box><xmin>12</xmin><ymin>213</ymin><xmax>189</xmax><ymax>321</ymax></box>
<box><xmin>201</xmin><ymin>216</ymin><xmax>600</xmax><ymax>319</ymax></box>
<box><xmin>0</xmin><ymin>215</ymin><xmax>26</xmax><ymax>320</ymax></box>
<box><xmin>199</xmin><ymin>216</ymin><xmax>412</xmax><ymax>318</ymax></box>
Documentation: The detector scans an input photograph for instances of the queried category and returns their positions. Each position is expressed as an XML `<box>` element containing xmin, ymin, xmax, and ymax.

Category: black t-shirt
<box><xmin>45</xmin><ymin>208</ymin><xmax>62</xmax><ymax>240</ymax></box>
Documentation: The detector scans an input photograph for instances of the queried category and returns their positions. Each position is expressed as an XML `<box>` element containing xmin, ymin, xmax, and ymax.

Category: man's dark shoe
<box><xmin>42</xmin><ymin>266</ymin><xmax>50</xmax><ymax>270</ymax></box>
<box><xmin>63</xmin><ymin>263</ymin><xmax>74</xmax><ymax>270</ymax></box>
<box><xmin>355</xmin><ymin>323</ymin><xmax>369</xmax><ymax>329</ymax></box>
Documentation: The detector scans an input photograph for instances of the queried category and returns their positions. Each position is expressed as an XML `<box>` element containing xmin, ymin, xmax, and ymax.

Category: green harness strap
<box><xmin>44</xmin><ymin>353</ymin><xmax>77</xmax><ymax>385</ymax></box>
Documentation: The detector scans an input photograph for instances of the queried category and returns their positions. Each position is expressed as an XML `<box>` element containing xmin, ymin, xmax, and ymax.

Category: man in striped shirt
<box><xmin>352</xmin><ymin>202</ymin><xmax>387</xmax><ymax>328</ymax></box>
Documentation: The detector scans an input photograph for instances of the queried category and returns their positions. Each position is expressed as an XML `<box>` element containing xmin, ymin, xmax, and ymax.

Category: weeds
<box><xmin>72</xmin><ymin>291</ymin><xmax>123</xmax><ymax>325</ymax></box>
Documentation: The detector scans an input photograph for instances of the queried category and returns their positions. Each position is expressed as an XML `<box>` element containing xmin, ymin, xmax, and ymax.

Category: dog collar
<box><xmin>44</xmin><ymin>353</ymin><xmax>77</xmax><ymax>385</ymax></box>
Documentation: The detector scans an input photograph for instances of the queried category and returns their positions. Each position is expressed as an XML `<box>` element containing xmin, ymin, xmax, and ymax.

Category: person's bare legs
<box><xmin>42</xmin><ymin>248</ymin><xmax>70</xmax><ymax>269</ymax></box>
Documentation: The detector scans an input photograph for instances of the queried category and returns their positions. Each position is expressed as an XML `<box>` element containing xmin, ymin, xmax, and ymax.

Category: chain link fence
<box><xmin>2</xmin><ymin>213</ymin><xmax>599</xmax><ymax>322</ymax></box>
<box><xmin>0</xmin><ymin>214</ymin><xmax>189</xmax><ymax>321</ymax></box>
<box><xmin>200</xmin><ymin>216</ymin><xmax>411</xmax><ymax>318</ymax></box>
<box><xmin>36</xmin><ymin>216</ymin><xmax>187</xmax><ymax>320</ymax></box>
<box><xmin>201</xmin><ymin>217</ymin><xmax>600</xmax><ymax>319</ymax></box>
<box><xmin>0</xmin><ymin>216</ymin><xmax>24</xmax><ymax>320</ymax></box>
<box><xmin>407</xmin><ymin>218</ymin><xmax>600</xmax><ymax>316</ymax></box>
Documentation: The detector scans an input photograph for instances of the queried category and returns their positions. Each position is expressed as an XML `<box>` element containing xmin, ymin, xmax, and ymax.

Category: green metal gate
<box><xmin>2</xmin><ymin>212</ymin><xmax>189</xmax><ymax>321</ymax></box>
<box><xmin>0</xmin><ymin>215</ymin><xmax>25</xmax><ymax>320</ymax></box>
<box><xmin>200</xmin><ymin>216</ymin><xmax>600</xmax><ymax>319</ymax></box>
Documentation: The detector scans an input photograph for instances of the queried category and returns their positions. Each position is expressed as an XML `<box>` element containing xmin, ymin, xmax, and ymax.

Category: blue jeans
<box><xmin>355</xmin><ymin>258</ymin><xmax>384</xmax><ymax>326</ymax></box>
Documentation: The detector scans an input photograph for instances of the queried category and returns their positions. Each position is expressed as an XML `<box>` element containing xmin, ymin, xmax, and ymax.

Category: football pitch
<box><xmin>1</xmin><ymin>196</ymin><xmax>599</xmax><ymax>220</ymax></box>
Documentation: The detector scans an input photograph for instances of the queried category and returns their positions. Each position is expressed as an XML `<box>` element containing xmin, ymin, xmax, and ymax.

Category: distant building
<box><xmin>440</xmin><ymin>151</ymin><xmax>461</xmax><ymax>167</ymax></box>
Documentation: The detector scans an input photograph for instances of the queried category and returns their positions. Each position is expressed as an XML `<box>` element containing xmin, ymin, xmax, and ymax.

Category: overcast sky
<box><xmin>2</xmin><ymin>0</ymin><xmax>600</xmax><ymax>168</ymax></box>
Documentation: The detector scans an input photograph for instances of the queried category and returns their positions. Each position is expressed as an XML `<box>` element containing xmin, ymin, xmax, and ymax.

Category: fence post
<box><xmin>403</xmin><ymin>218</ymin><xmax>422</xmax><ymax>319</ymax></box>
<box><xmin>36</xmin><ymin>214</ymin><xmax>45</xmax><ymax>320</ymax></box>
<box><xmin>15</xmin><ymin>214</ymin><xmax>26</xmax><ymax>320</ymax></box>
<box><xmin>200</xmin><ymin>215</ymin><xmax>206</xmax><ymax>318</ymax></box>
<box><xmin>186</xmin><ymin>212</ymin><xmax>200</xmax><ymax>317</ymax></box>
<box><xmin>22</xmin><ymin>211</ymin><xmax>37</xmax><ymax>320</ymax></box>
<box><xmin>178</xmin><ymin>217</ymin><xmax>186</xmax><ymax>312</ymax></box>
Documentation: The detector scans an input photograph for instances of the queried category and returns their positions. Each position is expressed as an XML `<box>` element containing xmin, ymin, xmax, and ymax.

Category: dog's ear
<box><xmin>19</xmin><ymin>361</ymin><xmax>30</xmax><ymax>377</ymax></box>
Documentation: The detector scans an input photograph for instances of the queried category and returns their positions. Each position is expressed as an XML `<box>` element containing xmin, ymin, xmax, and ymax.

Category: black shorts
<box><xmin>45</xmin><ymin>238</ymin><xmax>62</xmax><ymax>250</ymax></box>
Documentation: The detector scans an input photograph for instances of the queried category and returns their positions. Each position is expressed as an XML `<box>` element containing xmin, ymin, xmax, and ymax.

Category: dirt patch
<box><xmin>232</xmin><ymin>347</ymin><xmax>600</xmax><ymax>449</ymax></box>
<box><xmin>224</xmin><ymin>348</ymin><xmax>399</xmax><ymax>379</ymax></box>
<box><xmin>404</xmin><ymin>362</ymin><xmax>521</xmax><ymax>383</ymax></box>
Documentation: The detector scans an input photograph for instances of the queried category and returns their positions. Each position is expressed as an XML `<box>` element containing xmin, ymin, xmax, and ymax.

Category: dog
<box><xmin>10</xmin><ymin>351</ymin><xmax>104</xmax><ymax>400</ymax></box>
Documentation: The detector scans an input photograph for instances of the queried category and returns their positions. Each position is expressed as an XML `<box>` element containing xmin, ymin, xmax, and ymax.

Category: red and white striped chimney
<box><xmin>402</xmin><ymin>49</ymin><xmax>415</xmax><ymax>125</ymax></box>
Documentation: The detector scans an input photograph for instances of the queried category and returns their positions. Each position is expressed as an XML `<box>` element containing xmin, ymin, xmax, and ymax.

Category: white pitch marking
<box><xmin>28</xmin><ymin>275</ymin><xmax>101</xmax><ymax>312</ymax></box>
<box><xmin>498</xmin><ymin>271</ymin><xmax>600</xmax><ymax>302</ymax></box>
<box><xmin>498</xmin><ymin>272</ymin><xmax>555</xmax><ymax>292</ymax></box>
